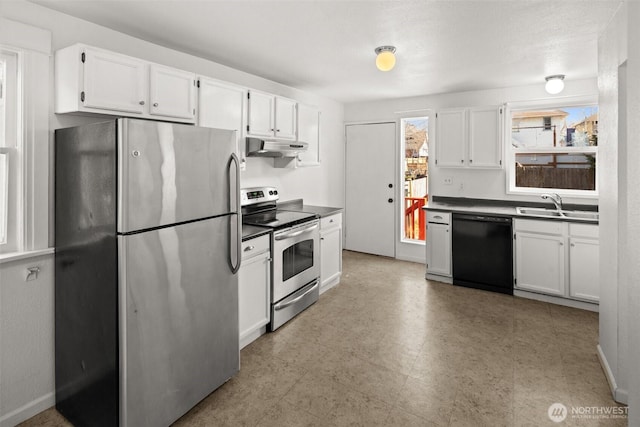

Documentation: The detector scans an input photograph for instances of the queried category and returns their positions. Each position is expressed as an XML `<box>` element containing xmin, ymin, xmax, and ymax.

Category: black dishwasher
<box><xmin>452</xmin><ymin>213</ymin><xmax>513</xmax><ymax>295</ymax></box>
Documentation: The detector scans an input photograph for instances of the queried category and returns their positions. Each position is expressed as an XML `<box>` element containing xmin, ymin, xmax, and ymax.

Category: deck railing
<box><xmin>405</xmin><ymin>196</ymin><xmax>427</xmax><ymax>240</ymax></box>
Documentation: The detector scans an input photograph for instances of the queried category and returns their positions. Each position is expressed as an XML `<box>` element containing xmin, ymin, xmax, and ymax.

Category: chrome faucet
<box><xmin>541</xmin><ymin>193</ymin><xmax>564</xmax><ymax>213</ymax></box>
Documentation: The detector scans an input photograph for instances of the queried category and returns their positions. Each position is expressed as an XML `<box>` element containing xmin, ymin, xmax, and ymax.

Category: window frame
<box><xmin>0</xmin><ymin>48</ymin><xmax>22</xmax><ymax>253</ymax></box>
<box><xmin>506</xmin><ymin>96</ymin><xmax>599</xmax><ymax>198</ymax></box>
<box><xmin>0</xmin><ymin>18</ymin><xmax>52</xmax><ymax>260</ymax></box>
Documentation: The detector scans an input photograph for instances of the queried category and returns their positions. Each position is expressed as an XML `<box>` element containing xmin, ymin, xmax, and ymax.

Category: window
<box><xmin>0</xmin><ymin>49</ymin><xmax>19</xmax><ymax>252</ymax></box>
<box><xmin>401</xmin><ymin>117</ymin><xmax>428</xmax><ymax>242</ymax></box>
<box><xmin>509</xmin><ymin>103</ymin><xmax>598</xmax><ymax>195</ymax></box>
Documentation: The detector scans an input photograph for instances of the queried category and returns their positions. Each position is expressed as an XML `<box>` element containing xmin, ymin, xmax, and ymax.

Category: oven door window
<box><xmin>282</xmin><ymin>239</ymin><xmax>314</xmax><ymax>282</ymax></box>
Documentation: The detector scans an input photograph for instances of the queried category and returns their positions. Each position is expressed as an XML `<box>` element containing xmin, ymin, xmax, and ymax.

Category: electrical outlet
<box><xmin>443</xmin><ymin>177</ymin><xmax>453</xmax><ymax>185</ymax></box>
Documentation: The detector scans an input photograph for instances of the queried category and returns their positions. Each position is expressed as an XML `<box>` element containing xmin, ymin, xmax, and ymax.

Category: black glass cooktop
<box><xmin>242</xmin><ymin>210</ymin><xmax>318</xmax><ymax>230</ymax></box>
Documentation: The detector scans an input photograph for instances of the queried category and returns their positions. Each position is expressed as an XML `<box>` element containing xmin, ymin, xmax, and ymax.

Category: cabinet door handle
<box><xmin>139</xmin><ymin>100</ymin><xmax>145</xmax><ymax>105</ymax></box>
<box><xmin>570</xmin><ymin>243</ymin><xmax>575</xmax><ymax>247</ymax></box>
<box><xmin>153</xmin><ymin>102</ymin><xmax>159</xmax><ymax>107</ymax></box>
<box><xmin>461</xmin><ymin>159</ymin><xmax>464</xmax><ymax>163</ymax></box>
<box><xmin>559</xmin><ymin>242</ymin><xmax>564</xmax><ymax>246</ymax></box>
<box><xmin>244</xmin><ymin>245</ymin><xmax>255</xmax><ymax>252</ymax></box>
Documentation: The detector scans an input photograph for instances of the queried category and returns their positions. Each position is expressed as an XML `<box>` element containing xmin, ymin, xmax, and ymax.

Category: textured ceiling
<box><xmin>30</xmin><ymin>0</ymin><xmax>622</xmax><ymax>103</ymax></box>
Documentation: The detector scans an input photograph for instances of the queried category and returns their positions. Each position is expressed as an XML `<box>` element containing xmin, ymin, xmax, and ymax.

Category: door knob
<box><xmin>388</xmin><ymin>183</ymin><xmax>393</xmax><ymax>188</ymax></box>
<box><xmin>388</xmin><ymin>198</ymin><xmax>394</xmax><ymax>203</ymax></box>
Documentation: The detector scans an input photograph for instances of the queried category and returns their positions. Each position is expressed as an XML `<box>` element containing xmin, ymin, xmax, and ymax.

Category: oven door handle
<box><xmin>274</xmin><ymin>223</ymin><xmax>319</xmax><ymax>241</ymax></box>
<box><xmin>274</xmin><ymin>281</ymin><xmax>319</xmax><ymax>310</ymax></box>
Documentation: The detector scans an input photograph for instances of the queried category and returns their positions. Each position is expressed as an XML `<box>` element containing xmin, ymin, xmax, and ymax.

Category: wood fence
<box><xmin>516</xmin><ymin>167</ymin><xmax>595</xmax><ymax>190</ymax></box>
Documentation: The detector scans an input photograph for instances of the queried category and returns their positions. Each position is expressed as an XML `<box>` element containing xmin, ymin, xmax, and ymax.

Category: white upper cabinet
<box><xmin>197</xmin><ymin>78</ymin><xmax>246</xmax><ymax>134</ymax></box>
<box><xmin>197</xmin><ymin>77</ymin><xmax>246</xmax><ymax>163</ymax></box>
<box><xmin>435</xmin><ymin>108</ymin><xmax>467</xmax><ymax>167</ymax></box>
<box><xmin>274</xmin><ymin>97</ymin><xmax>297</xmax><ymax>140</ymax></box>
<box><xmin>435</xmin><ymin>105</ymin><xmax>503</xmax><ymax>169</ymax></box>
<box><xmin>149</xmin><ymin>64</ymin><xmax>196</xmax><ymax>120</ymax></box>
<box><xmin>247</xmin><ymin>90</ymin><xmax>275</xmax><ymax>138</ymax></box>
<box><xmin>247</xmin><ymin>90</ymin><xmax>297</xmax><ymax>140</ymax></box>
<box><xmin>296</xmin><ymin>103</ymin><xmax>320</xmax><ymax>166</ymax></box>
<box><xmin>55</xmin><ymin>44</ymin><xmax>195</xmax><ymax>123</ymax></box>
<box><xmin>468</xmin><ymin>106</ymin><xmax>503</xmax><ymax>168</ymax></box>
<box><xmin>81</xmin><ymin>48</ymin><xmax>146</xmax><ymax>113</ymax></box>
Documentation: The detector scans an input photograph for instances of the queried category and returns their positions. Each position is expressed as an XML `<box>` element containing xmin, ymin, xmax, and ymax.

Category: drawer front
<box><xmin>321</xmin><ymin>213</ymin><xmax>342</xmax><ymax>229</ymax></box>
<box><xmin>569</xmin><ymin>223</ymin><xmax>598</xmax><ymax>239</ymax></box>
<box><xmin>514</xmin><ymin>218</ymin><xmax>563</xmax><ymax>235</ymax></box>
<box><xmin>426</xmin><ymin>211</ymin><xmax>451</xmax><ymax>225</ymax></box>
<box><xmin>242</xmin><ymin>234</ymin><xmax>270</xmax><ymax>260</ymax></box>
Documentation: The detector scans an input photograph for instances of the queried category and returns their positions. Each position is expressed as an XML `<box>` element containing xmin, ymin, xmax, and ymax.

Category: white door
<box><xmin>345</xmin><ymin>123</ymin><xmax>396</xmax><ymax>257</ymax></box>
<box><xmin>82</xmin><ymin>47</ymin><xmax>146</xmax><ymax>113</ymax></box>
<box><xmin>149</xmin><ymin>64</ymin><xmax>196</xmax><ymax>120</ymax></box>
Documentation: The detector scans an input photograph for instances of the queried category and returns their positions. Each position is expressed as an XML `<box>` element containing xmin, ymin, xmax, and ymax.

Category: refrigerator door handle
<box><xmin>229</xmin><ymin>153</ymin><xmax>242</xmax><ymax>274</ymax></box>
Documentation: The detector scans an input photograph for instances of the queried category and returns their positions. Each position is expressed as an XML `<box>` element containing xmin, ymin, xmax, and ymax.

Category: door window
<box><xmin>401</xmin><ymin>117</ymin><xmax>429</xmax><ymax>241</ymax></box>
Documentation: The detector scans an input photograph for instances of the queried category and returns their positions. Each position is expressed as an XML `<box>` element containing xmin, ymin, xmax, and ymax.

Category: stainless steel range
<box><xmin>241</xmin><ymin>187</ymin><xmax>320</xmax><ymax>330</ymax></box>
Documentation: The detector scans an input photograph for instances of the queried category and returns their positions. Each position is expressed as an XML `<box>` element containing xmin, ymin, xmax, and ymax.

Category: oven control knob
<box><xmin>269</xmin><ymin>191</ymin><xmax>273</xmax><ymax>195</ymax></box>
<box><xmin>274</xmin><ymin>190</ymin><xmax>278</xmax><ymax>195</ymax></box>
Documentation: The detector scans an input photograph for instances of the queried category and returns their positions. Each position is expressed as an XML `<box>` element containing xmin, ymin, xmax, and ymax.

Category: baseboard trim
<box><xmin>596</xmin><ymin>344</ymin><xmax>628</xmax><ymax>405</ymax></box>
<box><xmin>320</xmin><ymin>276</ymin><xmax>340</xmax><ymax>295</ymax></box>
<box><xmin>239</xmin><ymin>325</ymin><xmax>267</xmax><ymax>350</ymax></box>
<box><xmin>425</xmin><ymin>273</ymin><xmax>453</xmax><ymax>284</ymax></box>
<box><xmin>513</xmin><ymin>290</ymin><xmax>599</xmax><ymax>312</ymax></box>
<box><xmin>0</xmin><ymin>392</ymin><xmax>54</xmax><ymax>427</ymax></box>
<box><xmin>395</xmin><ymin>254</ymin><xmax>425</xmax><ymax>264</ymax></box>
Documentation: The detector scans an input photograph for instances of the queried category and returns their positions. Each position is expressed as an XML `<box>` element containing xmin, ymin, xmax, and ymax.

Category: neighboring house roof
<box><xmin>512</xmin><ymin>110</ymin><xmax>569</xmax><ymax>119</ymax></box>
<box><xmin>572</xmin><ymin>113</ymin><xmax>598</xmax><ymax>128</ymax></box>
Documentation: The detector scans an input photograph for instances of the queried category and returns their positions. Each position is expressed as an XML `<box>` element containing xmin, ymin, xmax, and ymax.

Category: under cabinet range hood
<box><xmin>246</xmin><ymin>137</ymin><xmax>308</xmax><ymax>158</ymax></box>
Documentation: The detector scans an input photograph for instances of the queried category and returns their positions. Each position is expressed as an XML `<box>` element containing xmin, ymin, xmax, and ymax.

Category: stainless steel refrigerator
<box><xmin>55</xmin><ymin>118</ymin><xmax>241</xmax><ymax>427</ymax></box>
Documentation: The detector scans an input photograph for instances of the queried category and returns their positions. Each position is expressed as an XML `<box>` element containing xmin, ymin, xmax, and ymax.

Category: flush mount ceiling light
<box><xmin>375</xmin><ymin>46</ymin><xmax>396</xmax><ymax>71</ymax></box>
<box><xmin>545</xmin><ymin>74</ymin><xmax>565</xmax><ymax>94</ymax></box>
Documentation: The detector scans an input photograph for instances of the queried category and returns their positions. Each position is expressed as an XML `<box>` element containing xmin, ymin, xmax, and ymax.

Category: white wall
<box><xmin>344</xmin><ymin>80</ymin><xmax>598</xmax><ymax>262</ymax></box>
<box><xmin>596</xmin><ymin>0</ymin><xmax>629</xmax><ymax>406</ymax></box>
<box><xmin>0</xmin><ymin>1</ymin><xmax>344</xmax><ymax>425</ymax></box>
<box><xmin>626</xmin><ymin>2</ymin><xmax>640</xmax><ymax>421</ymax></box>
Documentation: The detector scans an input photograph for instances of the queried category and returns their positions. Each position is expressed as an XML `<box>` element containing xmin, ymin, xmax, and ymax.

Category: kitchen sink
<box><xmin>516</xmin><ymin>207</ymin><xmax>599</xmax><ymax>221</ymax></box>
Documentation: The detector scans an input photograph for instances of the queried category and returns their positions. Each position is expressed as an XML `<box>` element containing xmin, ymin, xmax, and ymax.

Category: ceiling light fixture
<box><xmin>375</xmin><ymin>46</ymin><xmax>396</xmax><ymax>72</ymax></box>
<box><xmin>545</xmin><ymin>74</ymin><xmax>565</xmax><ymax>94</ymax></box>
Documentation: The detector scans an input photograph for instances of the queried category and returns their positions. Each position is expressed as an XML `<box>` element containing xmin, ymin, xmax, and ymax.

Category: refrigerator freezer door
<box><xmin>118</xmin><ymin>119</ymin><xmax>238</xmax><ymax>233</ymax></box>
<box><xmin>118</xmin><ymin>216</ymin><xmax>239</xmax><ymax>427</ymax></box>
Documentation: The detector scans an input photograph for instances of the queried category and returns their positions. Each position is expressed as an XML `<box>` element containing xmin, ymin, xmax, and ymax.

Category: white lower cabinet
<box><xmin>568</xmin><ymin>223</ymin><xmax>599</xmax><ymax>302</ymax></box>
<box><xmin>515</xmin><ymin>231</ymin><xmax>565</xmax><ymax>296</ymax></box>
<box><xmin>514</xmin><ymin>219</ymin><xmax>599</xmax><ymax>303</ymax></box>
<box><xmin>425</xmin><ymin>211</ymin><xmax>452</xmax><ymax>280</ymax></box>
<box><xmin>239</xmin><ymin>234</ymin><xmax>271</xmax><ymax>349</ymax></box>
<box><xmin>320</xmin><ymin>213</ymin><xmax>342</xmax><ymax>292</ymax></box>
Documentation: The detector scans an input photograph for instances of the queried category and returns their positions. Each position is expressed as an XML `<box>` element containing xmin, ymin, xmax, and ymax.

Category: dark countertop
<box><xmin>423</xmin><ymin>197</ymin><xmax>598</xmax><ymax>224</ymax></box>
<box><xmin>242</xmin><ymin>225</ymin><xmax>271</xmax><ymax>242</ymax></box>
<box><xmin>278</xmin><ymin>199</ymin><xmax>343</xmax><ymax>218</ymax></box>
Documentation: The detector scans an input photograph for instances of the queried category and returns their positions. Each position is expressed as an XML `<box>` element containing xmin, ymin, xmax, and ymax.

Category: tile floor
<box><xmin>22</xmin><ymin>251</ymin><xmax>626</xmax><ymax>426</ymax></box>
